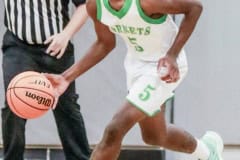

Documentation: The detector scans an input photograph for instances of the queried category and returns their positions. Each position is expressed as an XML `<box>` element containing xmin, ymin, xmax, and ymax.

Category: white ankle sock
<box><xmin>191</xmin><ymin>139</ymin><xmax>210</xmax><ymax>160</ymax></box>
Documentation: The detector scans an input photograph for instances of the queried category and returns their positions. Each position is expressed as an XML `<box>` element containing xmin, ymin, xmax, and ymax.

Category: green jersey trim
<box><xmin>136</xmin><ymin>0</ymin><xmax>167</xmax><ymax>24</ymax></box>
<box><xmin>103</xmin><ymin>0</ymin><xmax>132</xmax><ymax>19</ymax></box>
<box><xmin>96</xmin><ymin>0</ymin><xmax>102</xmax><ymax>20</ymax></box>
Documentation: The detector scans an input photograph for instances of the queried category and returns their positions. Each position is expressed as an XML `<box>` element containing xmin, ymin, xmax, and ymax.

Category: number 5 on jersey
<box><xmin>128</xmin><ymin>37</ymin><xmax>144</xmax><ymax>52</ymax></box>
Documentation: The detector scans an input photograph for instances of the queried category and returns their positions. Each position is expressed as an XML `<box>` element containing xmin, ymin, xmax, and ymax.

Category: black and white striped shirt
<box><xmin>4</xmin><ymin>0</ymin><xmax>85</xmax><ymax>44</ymax></box>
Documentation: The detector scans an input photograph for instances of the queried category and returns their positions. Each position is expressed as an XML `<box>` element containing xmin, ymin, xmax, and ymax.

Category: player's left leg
<box><xmin>90</xmin><ymin>101</ymin><xmax>147</xmax><ymax>160</ymax></box>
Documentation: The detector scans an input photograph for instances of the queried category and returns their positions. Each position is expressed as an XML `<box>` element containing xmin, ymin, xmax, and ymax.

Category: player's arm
<box><xmin>45</xmin><ymin>3</ymin><xmax>88</xmax><ymax>59</ymax></box>
<box><xmin>152</xmin><ymin>0</ymin><xmax>203</xmax><ymax>58</ymax></box>
<box><xmin>61</xmin><ymin>0</ymin><xmax>116</xmax><ymax>83</ymax></box>
<box><xmin>151</xmin><ymin>0</ymin><xmax>202</xmax><ymax>82</ymax></box>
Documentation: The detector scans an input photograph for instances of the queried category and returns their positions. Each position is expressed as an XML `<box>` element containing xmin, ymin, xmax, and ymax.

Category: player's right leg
<box><xmin>138</xmin><ymin>104</ymin><xmax>224</xmax><ymax>160</ymax></box>
<box><xmin>90</xmin><ymin>101</ymin><xmax>147</xmax><ymax>160</ymax></box>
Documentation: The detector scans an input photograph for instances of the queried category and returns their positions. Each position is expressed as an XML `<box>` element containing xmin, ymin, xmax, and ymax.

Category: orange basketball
<box><xmin>6</xmin><ymin>71</ymin><xmax>57</xmax><ymax>119</ymax></box>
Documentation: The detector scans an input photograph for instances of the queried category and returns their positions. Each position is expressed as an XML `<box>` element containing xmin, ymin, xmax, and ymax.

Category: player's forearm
<box><xmin>167</xmin><ymin>2</ymin><xmax>203</xmax><ymax>58</ymax></box>
<box><xmin>62</xmin><ymin>41</ymin><xmax>114</xmax><ymax>82</ymax></box>
<box><xmin>61</xmin><ymin>4</ymin><xmax>88</xmax><ymax>39</ymax></box>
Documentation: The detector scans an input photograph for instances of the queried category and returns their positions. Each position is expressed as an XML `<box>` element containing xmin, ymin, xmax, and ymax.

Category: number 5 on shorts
<box><xmin>138</xmin><ymin>84</ymin><xmax>155</xmax><ymax>101</ymax></box>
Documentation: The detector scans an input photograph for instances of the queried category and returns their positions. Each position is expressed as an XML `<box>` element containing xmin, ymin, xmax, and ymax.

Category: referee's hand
<box><xmin>44</xmin><ymin>32</ymin><xmax>70</xmax><ymax>59</ymax></box>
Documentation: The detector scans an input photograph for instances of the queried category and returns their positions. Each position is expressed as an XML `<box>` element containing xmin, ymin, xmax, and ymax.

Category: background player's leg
<box><xmin>139</xmin><ymin>104</ymin><xmax>196</xmax><ymax>153</ymax></box>
<box><xmin>90</xmin><ymin>101</ymin><xmax>147</xmax><ymax>160</ymax></box>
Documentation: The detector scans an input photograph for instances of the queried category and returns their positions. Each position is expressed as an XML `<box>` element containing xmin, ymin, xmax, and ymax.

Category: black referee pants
<box><xmin>1</xmin><ymin>30</ymin><xmax>91</xmax><ymax>160</ymax></box>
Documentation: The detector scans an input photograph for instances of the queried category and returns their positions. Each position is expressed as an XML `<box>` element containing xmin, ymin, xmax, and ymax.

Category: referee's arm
<box><xmin>45</xmin><ymin>0</ymin><xmax>88</xmax><ymax>59</ymax></box>
<box><xmin>62</xmin><ymin>0</ymin><xmax>89</xmax><ymax>40</ymax></box>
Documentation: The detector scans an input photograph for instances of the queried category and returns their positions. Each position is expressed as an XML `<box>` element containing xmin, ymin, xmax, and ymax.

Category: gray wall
<box><xmin>174</xmin><ymin>0</ymin><xmax>240</xmax><ymax>145</ymax></box>
<box><xmin>0</xmin><ymin>0</ymin><xmax>239</xmax><ymax>147</ymax></box>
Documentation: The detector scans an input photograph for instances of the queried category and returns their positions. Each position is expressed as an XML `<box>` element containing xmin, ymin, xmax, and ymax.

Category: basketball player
<box><xmin>1</xmin><ymin>0</ymin><xmax>90</xmax><ymax>160</ymax></box>
<box><xmin>45</xmin><ymin>0</ymin><xmax>224</xmax><ymax>159</ymax></box>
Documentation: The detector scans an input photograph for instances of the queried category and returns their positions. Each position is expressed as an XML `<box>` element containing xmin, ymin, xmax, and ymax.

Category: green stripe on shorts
<box><xmin>126</xmin><ymin>97</ymin><xmax>161</xmax><ymax>117</ymax></box>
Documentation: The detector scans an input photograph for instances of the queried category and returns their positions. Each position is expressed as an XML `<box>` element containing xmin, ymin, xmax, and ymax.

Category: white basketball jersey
<box><xmin>96</xmin><ymin>0</ymin><xmax>186</xmax><ymax>62</ymax></box>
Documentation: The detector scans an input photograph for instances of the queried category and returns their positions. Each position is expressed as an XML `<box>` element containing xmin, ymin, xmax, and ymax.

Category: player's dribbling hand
<box><xmin>43</xmin><ymin>73</ymin><xmax>70</xmax><ymax>97</ymax></box>
<box><xmin>157</xmin><ymin>55</ymin><xmax>180</xmax><ymax>83</ymax></box>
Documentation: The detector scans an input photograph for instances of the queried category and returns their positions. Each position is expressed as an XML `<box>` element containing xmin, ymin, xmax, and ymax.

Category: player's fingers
<box><xmin>169</xmin><ymin>69</ymin><xmax>179</xmax><ymax>83</ymax></box>
<box><xmin>158</xmin><ymin>66</ymin><xmax>169</xmax><ymax>78</ymax></box>
<box><xmin>157</xmin><ymin>59</ymin><xmax>165</xmax><ymax>70</ymax></box>
<box><xmin>161</xmin><ymin>74</ymin><xmax>171</xmax><ymax>81</ymax></box>
<box><xmin>173</xmin><ymin>70</ymin><xmax>180</xmax><ymax>82</ymax></box>
<box><xmin>42</xmin><ymin>73</ymin><xmax>55</xmax><ymax>81</ymax></box>
<box><xmin>165</xmin><ymin>77</ymin><xmax>173</xmax><ymax>83</ymax></box>
<box><xmin>42</xmin><ymin>72</ymin><xmax>50</xmax><ymax>78</ymax></box>
<box><xmin>52</xmin><ymin>93</ymin><xmax>60</xmax><ymax>110</ymax></box>
<box><xmin>43</xmin><ymin>73</ymin><xmax>61</xmax><ymax>85</ymax></box>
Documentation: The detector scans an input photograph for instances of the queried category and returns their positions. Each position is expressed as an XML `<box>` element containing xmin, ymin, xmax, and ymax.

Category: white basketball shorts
<box><xmin>125</xmin><ymin>51</ymin><xmax>188</xmax><ymax>117</ymax></box>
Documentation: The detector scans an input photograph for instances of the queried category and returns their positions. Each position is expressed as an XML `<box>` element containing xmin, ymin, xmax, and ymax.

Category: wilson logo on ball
<box><xmin>25</xmin><ymin>91</ymin><xmax>52</xmax><ymax>106</ymax></box>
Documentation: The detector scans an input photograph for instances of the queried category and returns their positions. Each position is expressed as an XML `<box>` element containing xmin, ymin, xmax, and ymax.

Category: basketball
<box><xmin>6</xmin><ymin>71</ymin><xmax>57</xmax><ymax>119</ymax></box>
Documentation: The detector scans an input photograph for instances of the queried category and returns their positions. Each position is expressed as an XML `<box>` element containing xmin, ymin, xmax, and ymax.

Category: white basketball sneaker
<box><xmin>201</xmin><ymin>131</ymin><xmax>224</xmax><ymax>160</ymax></box>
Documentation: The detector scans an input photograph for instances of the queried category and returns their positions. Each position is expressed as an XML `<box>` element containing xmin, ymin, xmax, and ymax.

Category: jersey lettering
<box><xmin>110</xmin><ymin>25</ymin><xmax>151</xmax><ymax>36</ymax></box>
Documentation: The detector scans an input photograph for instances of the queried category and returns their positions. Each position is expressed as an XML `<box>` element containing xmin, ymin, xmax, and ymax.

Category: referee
<box><xmin>2</xmin><ymin>0</ymin><xmax>90</xmax><ymax>160</ymax></box>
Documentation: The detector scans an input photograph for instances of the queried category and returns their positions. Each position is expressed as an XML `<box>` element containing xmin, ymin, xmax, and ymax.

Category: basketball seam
<box><xmin>8</xmin><ymin>88</ymin><xmax>29</xmax><ymax>119</ymax></box>
<box><xmin>9</xmin><ymin>89</ymin><xmax>23</xmax><ymax>117</ymax></box>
